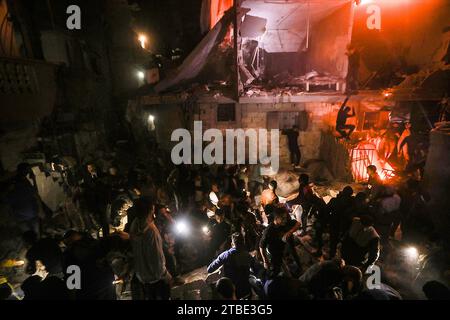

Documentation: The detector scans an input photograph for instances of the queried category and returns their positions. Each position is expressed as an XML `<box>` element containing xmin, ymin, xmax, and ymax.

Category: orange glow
<box><xmin>209</xmin><ymin>0</ymin><xmax>233</xmax><ymax>29</ymax></box>
<box><xmin>138</xmin><ymin>34</ymin><xmax>148</xmax><ymax>49</ymax></box>
<box><xmin>350</xmin><ymin>141</ymin><xmax>395</xmax><ymax>182</ymax></box>
<box><xmin>383</xmin><ymin>88</ymin><xmax>393</xmax><ymax>97</ymax></box>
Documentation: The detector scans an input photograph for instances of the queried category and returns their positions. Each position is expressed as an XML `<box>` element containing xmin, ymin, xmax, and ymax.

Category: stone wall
<box><xmin>144</xmin><ymin>96</ymin><xmax>390</xmax><ymax>175</ymax></box>
<box><xmin>194</xmin><ymin>101</ymin><xmax>340</xmax><ymax>168</ymax></box>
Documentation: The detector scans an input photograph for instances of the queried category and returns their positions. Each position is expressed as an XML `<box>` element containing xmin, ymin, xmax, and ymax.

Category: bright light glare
<box><xmin>202</xmin><ymin>226</ymin><xmax>209</xmax><ymax>234</ymax></box>
<box><xmin>16</xmin><ymin>260</ymin><xmax>25</xmax><ymax>266</ymax></box>
<box><xmin>383</xmin><ymin>90</ymin><xmax>393</xmax><ymax>98</ymax></box>
<box><xmin>405</xmin><ymin>247</ymin><xmax>419</xmax><ymax>260</ymax></box>
<box><xmin>137</xmin><ymin>71</ymin><xmax>145</xmax><ymax>80</ymax></box>
<box><xmin>175</xmin><ymin>220</ymin><xmax>190</xmax><ymax>235</ymax></box>
<box><xmin>359</xmin><ymin>0</ymin><xmax>373</xmax><ymax>5</ymax></box>
<box><xmin>209</xmin><ymin>192</ymin><xmax>219</xmax><ymax>206</ymax></box>
<box><xmin>138</xmin><ymin>34</ymin><xmax>147</xmax><ymax>49</ymax></box>
<box><xmin>206</xmin><ymin>209</ymin><xmax>215</xmax><ymax>218</ymax></box>
<box><xmin>148</xmin><ymin>115</ymin><xmax>155</xmax><ymax>122</ymax></box>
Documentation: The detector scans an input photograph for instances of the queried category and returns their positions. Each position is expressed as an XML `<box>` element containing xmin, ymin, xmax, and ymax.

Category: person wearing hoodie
<box><xmin>130</xmin><ymin>197</ymin><xmax>171</xmax><ymax>300</ymax></box>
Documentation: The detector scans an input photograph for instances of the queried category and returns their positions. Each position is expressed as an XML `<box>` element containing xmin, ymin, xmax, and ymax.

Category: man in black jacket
<box><xmin>207</xmin><ymin>232</ymin><xmax>257</xmax><ymax>299</ymax></box>
<box><xmin>282</xmin><ymin>125</ymin><xmax>301</xmax><ymax>167</ymax></box>
<box><xmin>326</xmin><ymin>186</ymin><xmax>355</xmax><ymax>258</ymax></box>
<box><xmin>259</xmin><ymin>207</ymin><xmax>301</xmax><ymax>276</ymax></box>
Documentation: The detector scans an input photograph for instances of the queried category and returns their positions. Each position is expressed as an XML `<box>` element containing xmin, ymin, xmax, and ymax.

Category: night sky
<box><xmin>128</xmin><ymin>0</ymin><xmax>203</xmax><ymax>57</ymax></box>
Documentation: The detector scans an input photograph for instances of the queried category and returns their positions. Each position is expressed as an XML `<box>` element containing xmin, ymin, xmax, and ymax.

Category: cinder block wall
<box><xmin>194</xmin><ymin>102</ymin><xmax>339</xmax><ymax>168</ymax></box>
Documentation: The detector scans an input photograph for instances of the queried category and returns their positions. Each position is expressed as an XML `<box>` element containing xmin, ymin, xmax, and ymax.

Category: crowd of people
<box><xmin>0</xmin><ymin>152</ymin><xmax>449</xmax><ymax>301</ymax></box>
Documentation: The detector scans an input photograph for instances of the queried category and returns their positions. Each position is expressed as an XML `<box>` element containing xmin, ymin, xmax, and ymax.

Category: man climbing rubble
<box><xmin>336</xmin><ymin>96</ymin><xmax>356</xmax><ymax>140</ymax></box>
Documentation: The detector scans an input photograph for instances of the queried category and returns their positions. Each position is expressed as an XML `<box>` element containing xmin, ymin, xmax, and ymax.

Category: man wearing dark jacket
<box><xmin>259</xmin><ymin>207</ymin><xmax>301</xmax><ymax>276</ymax></box>
<box><xmin>209</xmin><ymin>209</ymin><xmax>232</xmax><ymax>257</ymax></box>
<box><xmin>326</xmin><ymin>186</ymin><xmax>355</xmax><ymax>258</ymax></box>
<box><xmin>207</xmin><ymin>233</ymin><xmax>256</xmax><ymax>298</ymax></box>
<box><xmin>7</xmin><ymin>163</ymin><xmax>41</xmax><ymax>235</ymax></box>
<box><xmin>281</xmin><ymin>125</ymin><xmax>301</xmax><ymax>167</ymax></box>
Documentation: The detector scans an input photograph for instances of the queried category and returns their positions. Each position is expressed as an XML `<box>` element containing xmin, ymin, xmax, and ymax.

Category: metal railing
<box><xmin>349</xmin><ymin>147</ymin><xmax>375</xmax><ymax>183</ymax></box>
<box><xmin>381</xmin><ymin>168</ymin><xmax>396</xmax><ymax>180</ymax></box>
<box><xmin>348</xmin><ymin>144</ymin><xmax>395</xmax><ymax>183</ymax></box>
<box><xmin>321</xmin><ymin>133</ymin><xmax>396</xmax><ymax>184</ymax></box>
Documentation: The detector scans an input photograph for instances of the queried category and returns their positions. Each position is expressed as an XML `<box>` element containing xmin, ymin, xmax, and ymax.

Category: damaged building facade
<box><xmin>0</xmin><ymin>0</ymin><xmax>140</xmax><ymax>202</ymax></box>
<box><xmin>129</xmin><ymin>0</ymin><xmax>449</xmax><ymax>184</ymax></box>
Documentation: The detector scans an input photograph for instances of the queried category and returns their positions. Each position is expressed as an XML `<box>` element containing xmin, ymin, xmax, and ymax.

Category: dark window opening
<box><xmin>362</xmin><ymin>112</ymin><xmax>379</xmax><ymax>130</ymax></box>
<box><xmin>217</xmin><ymin>104</ymin><xmax>236</xmax><ymax>122</ymax></box>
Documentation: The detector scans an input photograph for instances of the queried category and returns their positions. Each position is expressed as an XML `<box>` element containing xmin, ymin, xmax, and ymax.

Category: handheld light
<box><xmin>175</xmin><ymin>220</ymin><xmax>190</xmax><ymax>236</ymax></box>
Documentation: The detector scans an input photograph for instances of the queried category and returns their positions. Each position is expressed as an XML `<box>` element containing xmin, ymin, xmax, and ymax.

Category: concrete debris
<box><xmin>243</xmin><ymin>70</ymin><xmax>343</xmax><ymax>97</ymax></box>
<box><xmin>305</xmin><ymin>70</ymin><xmax>319</xmax><ymax>80</ymax></box>
<box><xmin>171</xmin><ymin>267</ymin><xmax>215</xmax><ymax>300</ymax></box>
<box><xmin>303</xmin><ymin>159</ymin><xmax>334</xmax><ymax>183</ymax></box>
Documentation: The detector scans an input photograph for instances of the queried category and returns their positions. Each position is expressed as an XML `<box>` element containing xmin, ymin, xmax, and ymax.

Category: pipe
<box><xmin>306</xmin><ymin>0</ymin><xmax>310</xmax><ymax>49</ymax></box>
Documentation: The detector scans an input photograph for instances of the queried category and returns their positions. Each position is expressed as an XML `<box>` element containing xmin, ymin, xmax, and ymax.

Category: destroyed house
<box><xmin>128</xmin><ymin>0</ymin><xmax>450</xmax><ymax>183</ymax></box>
